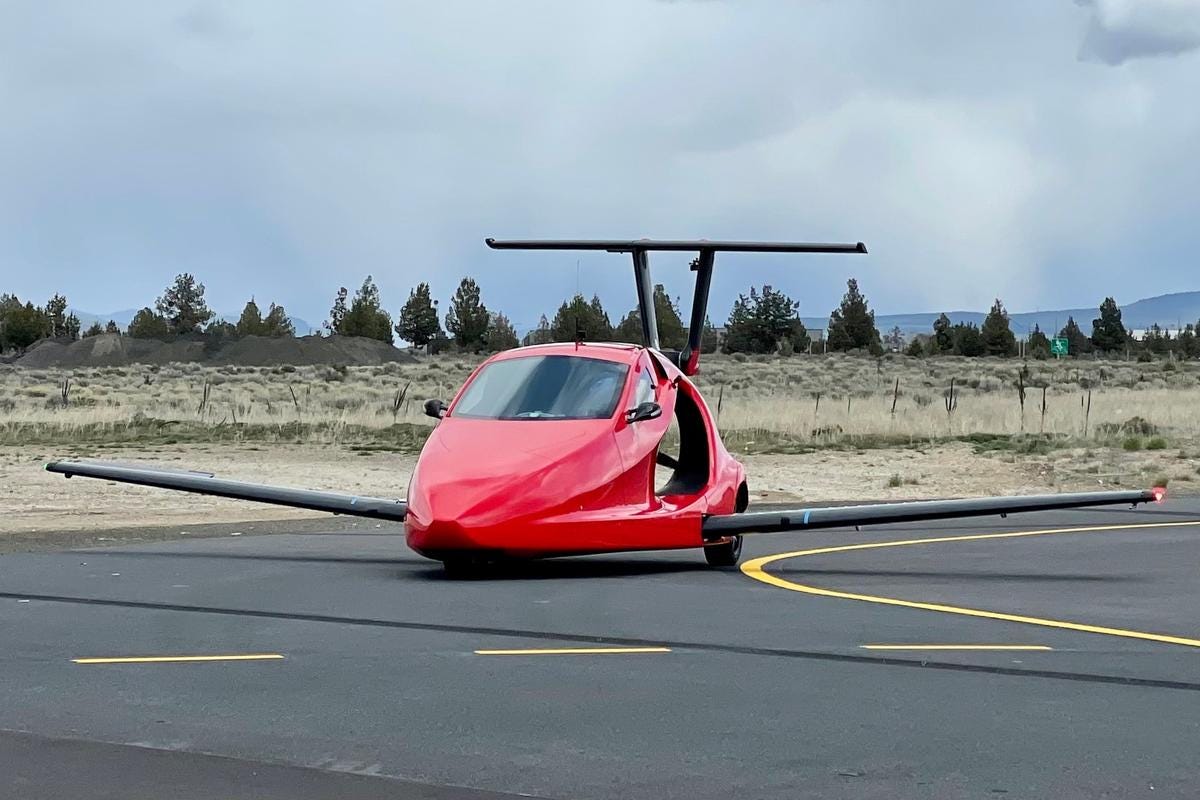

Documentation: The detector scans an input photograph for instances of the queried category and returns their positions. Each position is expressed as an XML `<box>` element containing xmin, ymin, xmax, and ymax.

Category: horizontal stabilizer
<box><xmin>44</xmin><ymin>461</ymin><xmax>408</xmax><ymax>522</ymax></box>
<box><xmin>703</xmin><ymin>489</ymin><xmax>1161</xmax><ymax>537</ymax></box>
<box><xmin>485</xmin><ymin>238</ymin><xmax>867</xmax><ymax>254</ymax></box>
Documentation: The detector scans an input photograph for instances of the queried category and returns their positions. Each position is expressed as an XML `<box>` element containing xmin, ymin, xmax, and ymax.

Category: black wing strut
<box><xmin>44</xmin><ymin>461</ymin><xmax>408</xmax><ymax>522</ymax></box>
<box><xmin>703</xmin><ymin>489</ymin><xmax>1163</xmax><ymax>537</ymax></box>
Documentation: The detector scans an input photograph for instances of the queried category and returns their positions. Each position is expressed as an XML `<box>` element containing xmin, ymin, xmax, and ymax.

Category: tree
<box><xmin>1091</xmin><ymin>297</ymin><xmax>1128</xmax><ymax>353</ymax></box>
<box><xmin>613</xmin><ymin>285</ymin><xmax>687</xmax><ymax>349</ymax></box>
<box><xmin>931</xmin><ymin>313</ymin><xmax>954</xmax><ymax>354</ymax></box>
<box><xmin>325</xmin><ymin>287</ymin><xmax>348</xmax><ymax>335</ymax></box>
<box><xmin>156</xmin><ymin>273</ymin><xmax>213</xmax><ymax>334</ymax></box>
<box><xmin>826</xmin><ymin>278</ymin><xmax>881</xmax><ymax>354</ymax></box>
<box><xmin>337</xmin><ymin>276</ymin><xmax>394</xmax><ymax>343</ymax></box>
<box><xmin>1142</xmin><ymin>324</ymin><xmax>1172</xmax><ymax>356</ymax></box>
<box><xmin>263</xmin><ymin>304</ymin><xmax>295</xmax><ymax>336</ymax></box>
<box><xmin>1058</xmin><ymin>316</ymin><xmax>1091</xmax><ymax>356</ymax></box>
<box><xmin>980</xmin><ymin>299</ymin><xmax>1017</xmax><ymax>357</ymax></box>
<box><xmin>699</xmin><ymin>316</ymin><xmax>719</xmax><ymax>354</ymax></box>
<box><xmin>104</xmin><ymin>320</ymin><xmax>121</xmax><ymax>334</ymax></box>
<box><xmin>952</xmin><ymin>322</ymin><xmax>985</xmax><ymax>356</ymax></box>
<box><xmin>1028</xmin><ymin>324</ymin><xmax>1051</xmax><ymax>359</ymax></box>
<box><xmin>1176</xmin><ymin>324</ymin><xmax>1197</xmax><ymax>358</ymax></box>
<box><xmin>44</xmin><ymin>293</ymin><xmax>69</xmax><ymax>338</ymax></box>
<box><xmin>235</xmin><ymin>298</ymin><xmax>266</xmax><ymax>337</ymax></box>
<box><xmin>64</xmin><ymin>313</ymin><xmax>81</xmax><ymax>340</ymax></box>
<box><xmin>524</xmin><ymin>315</ymin><xmax>553</xmax><ymax>346</ymax></box>
<box><xmin>485</xmin><ymin>312</ymin><xmax>519</xmax><ymax>351</ymax></box>
<box><xmin>883</xmin><ymin>325</ymin><xmax>905</xmax><ymax>353</ymax></box>
<box><xmin>82</xmin><ymin>321</ymin><xmax>105</xmax><ymax>338</ymax></box>
<box><xmin>445</xmin><ymin>277</ymin><xmax>490</xmax><ymax>352</ymax></box>
<box><xmin>127</xmin><ymin>307</ymin><xmax>171</xmax><ymax>339</ymax></box>
<box><xmin>0</xmin><ymin>300</ymin><xmax>49</xmax><ymax>351</ymax></box>
<box><xmin>551</xmin><ymin>294</ymin><xmax>613</xmax><ymax>342</ymax></box>
<box><xmin>722</xmin><ymin>285</ymin><xmax>805</xmax><ymax>354</ymax></box>
<box><xmin>395</xmin><ymin>282</ymin><xmax>442</xmax><ymax>348</ymax></box>
<box><xmin>905</xmin><ymin>338</ymin><xmax>925</xmax><ymax>357</ymax></box>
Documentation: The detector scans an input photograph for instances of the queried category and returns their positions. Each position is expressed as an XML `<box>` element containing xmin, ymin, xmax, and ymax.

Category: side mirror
<box><xmin>424</xmin><ymin>398</ymin><xmax>447</xmax><ymax>419</ymax></box>
<box><xmin>625</xmin><ymin>401</ymin><xmax>662</xmax><ymax>424</ymax></box>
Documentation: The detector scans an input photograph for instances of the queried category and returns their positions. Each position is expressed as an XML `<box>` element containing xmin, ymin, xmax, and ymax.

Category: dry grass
<box><xmin>3</xmin><ymin>353</ymin><xmax>1197</xmax><ymax>452</ymax></box>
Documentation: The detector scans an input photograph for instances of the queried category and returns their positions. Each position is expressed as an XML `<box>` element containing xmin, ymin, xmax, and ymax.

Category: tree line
<box><xmin>3</xmin><ymin>272</ymin><xmax>1196</xmax><ymax>361</ymax></box>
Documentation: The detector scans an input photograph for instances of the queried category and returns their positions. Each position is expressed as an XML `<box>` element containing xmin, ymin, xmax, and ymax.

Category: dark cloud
<box><xmin>0</xmin><ymin>1</ymin><xmax>1197</xmax><ymax>329</ymax></box>
<box><xmin>1077</xmin><ymin>0</ymin><xmax>1200</xmax><ymax>64</ymax></box>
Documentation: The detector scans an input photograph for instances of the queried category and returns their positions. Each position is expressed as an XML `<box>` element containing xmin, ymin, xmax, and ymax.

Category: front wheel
<box><xmin>704</xmin><ymin>535</ymin><xmax>743</xmax><ymax>567</ymax></box>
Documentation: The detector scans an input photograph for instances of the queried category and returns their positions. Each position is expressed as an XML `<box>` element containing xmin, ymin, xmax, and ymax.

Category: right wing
<box><xmin>45</xmin><ymin>461</ymin><xmax>408</xmax><ymax>522</ymax></box>
<box><xmin>702</xmin><ymin>488</ymin><xmax>1162</xmax><ymax>537</ymax></box>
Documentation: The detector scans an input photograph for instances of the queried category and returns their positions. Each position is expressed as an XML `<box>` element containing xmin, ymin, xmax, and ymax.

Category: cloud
<box><xmin>1078</xmin><ymin>0</ymin><xmax>1200</xmax><ymax>64</ymax></box>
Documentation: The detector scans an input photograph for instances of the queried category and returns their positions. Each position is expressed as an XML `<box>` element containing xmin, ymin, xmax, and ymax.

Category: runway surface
<box><xmin>3</xmin><ymin>498</ymin><xmax>1200</xmax><ymax>799</ymax></box>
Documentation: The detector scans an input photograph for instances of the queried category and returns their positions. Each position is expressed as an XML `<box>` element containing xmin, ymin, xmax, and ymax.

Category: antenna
<box><xmin>485</xmin><ymin>238</ymin><xmax>868</xmax><ymax>375</ymax></box>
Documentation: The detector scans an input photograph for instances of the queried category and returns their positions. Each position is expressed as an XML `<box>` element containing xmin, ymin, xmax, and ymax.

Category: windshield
<box><xmin>452</xmin><ymin>355</ymin><xmax>629</xmax><ymax>420</ymax></box>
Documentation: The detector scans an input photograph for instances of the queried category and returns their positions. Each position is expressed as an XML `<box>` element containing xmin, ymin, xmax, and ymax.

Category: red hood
<box><xmin>408</xmin><ymin>417</ymin><xmax>627</xmax><ymax>529</ymax></box>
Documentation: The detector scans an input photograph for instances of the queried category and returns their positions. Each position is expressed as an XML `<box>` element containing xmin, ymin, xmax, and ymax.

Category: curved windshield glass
<box><xmin>452</xmin><ymin>355</ymin><xmax>629</xmax><ymax>420</ymax></box>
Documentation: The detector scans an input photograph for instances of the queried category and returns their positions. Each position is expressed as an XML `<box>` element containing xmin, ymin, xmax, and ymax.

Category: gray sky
<box><xmin>1</xmin><ymin>0</ymin><xmax>1197</xmax><ymax>332</ymax></box>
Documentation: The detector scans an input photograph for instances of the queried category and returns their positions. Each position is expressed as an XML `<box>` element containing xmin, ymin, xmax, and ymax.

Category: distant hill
<box><xmin>799</xmin><ymin>290</ymin><xmax>1200</xmax><ymax>336</ymax></box>
<box><xmin>69</xmin><ymin>308</ymin><xmax>319</xmax><ymax>336</ymax></box>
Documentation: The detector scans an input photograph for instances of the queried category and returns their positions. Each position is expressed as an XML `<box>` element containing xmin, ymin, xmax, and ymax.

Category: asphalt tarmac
<box><xmin>3</xmin><ymin>499</ymin><xmax>1200</xmax><ymax>799</ymax></box>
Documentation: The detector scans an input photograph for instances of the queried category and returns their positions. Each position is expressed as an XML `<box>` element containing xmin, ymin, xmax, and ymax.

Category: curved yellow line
<box><xmin>741</xmin><ymin>520</ymin><xmax>1200</xmax><ymax>649</ymax></box>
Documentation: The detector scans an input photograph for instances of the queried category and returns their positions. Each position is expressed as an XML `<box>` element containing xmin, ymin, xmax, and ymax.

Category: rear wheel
<box><xmin>442</xmin><ymin>558</ymin><xmax>488</xmax><ymax>580</ymax></box>
<box><xmin>703</xmin><ymin>534</ymin><xmax>743</xmax><ymax>567</ymax></box>
<box><xmin>704</xmin><ymin>481</ymin><xmax>749</xmax><ymax>568</ymax></box>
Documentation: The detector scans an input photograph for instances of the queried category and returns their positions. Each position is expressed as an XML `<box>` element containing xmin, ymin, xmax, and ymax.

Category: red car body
<box><xmin>404</xmin><ymin>342</ymin><xmax>746</xmax><ymax>560</ymax></box>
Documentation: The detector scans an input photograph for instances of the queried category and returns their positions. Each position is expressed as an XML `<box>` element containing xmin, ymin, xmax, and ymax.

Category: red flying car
<box><xmin>47</xmin><ymin>238</ymin><xmax>1163</xmax><ymax>576</ymax></box>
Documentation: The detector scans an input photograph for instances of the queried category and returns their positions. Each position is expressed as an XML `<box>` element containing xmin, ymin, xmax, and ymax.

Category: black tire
<box><xmin>704</xmin><ymin>535</ymin><xmax>743</xmax><ymax>567</ymax></box>
<box><xmin>442</xmin><ymin>558</ymin><xmax>487</xmax><ymax>580</ymax></box>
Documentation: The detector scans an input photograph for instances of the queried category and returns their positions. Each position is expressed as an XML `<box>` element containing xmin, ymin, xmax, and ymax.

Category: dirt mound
<box><xmin>15</xmin><ymin>334</ymin><xmax>415</xmax><ymax>368</ymax></box>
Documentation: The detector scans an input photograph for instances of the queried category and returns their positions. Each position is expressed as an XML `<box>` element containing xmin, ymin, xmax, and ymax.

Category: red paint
<box><xmin>405</xmin><ymin>342</ymin><xmax>745</xmax><ymax>561</ymax></box>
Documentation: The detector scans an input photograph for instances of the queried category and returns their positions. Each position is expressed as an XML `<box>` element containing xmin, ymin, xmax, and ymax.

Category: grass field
<box><xmin>3</xmin><ymin>353</ymin><xmax>1197</xmax><ymax>455</ymax></box>
<box><xmin>3</xmin><ymin>352</ymin><xmax>1198</xmax><ymax>534</ymax></box>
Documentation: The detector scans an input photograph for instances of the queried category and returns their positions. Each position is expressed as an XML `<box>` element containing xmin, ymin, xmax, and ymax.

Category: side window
<box><xmin>634</xmin><ymin>368</ymin><xmax>656</xmax><ymax>406</ymax></box>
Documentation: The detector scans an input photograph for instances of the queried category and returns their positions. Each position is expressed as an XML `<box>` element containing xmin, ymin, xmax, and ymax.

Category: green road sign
<box><xmin>1050</xmin><ymin>337</ymin><xmax>1069</xmax><ymax>356</ymax></box>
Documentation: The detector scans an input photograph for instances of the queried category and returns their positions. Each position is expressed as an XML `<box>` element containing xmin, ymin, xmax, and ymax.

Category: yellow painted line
<box><xmin>742</xmin><ymin>520</ymin><xmax>1200</xmax><ymax>649</ymax></box>
<box><xmin>475</xmin><ymin>647</ymin><xmax>670</xmax><ymax>656</ymax></box>
<box><xmin>861</xmin><ymin>645</ymin><xmax>1052</xmax><ymax>651</ymax></box>
<box><xmin>73</xmin><ymin>654</ymin><xmax>285</xmax><ymax>664</ymax></box>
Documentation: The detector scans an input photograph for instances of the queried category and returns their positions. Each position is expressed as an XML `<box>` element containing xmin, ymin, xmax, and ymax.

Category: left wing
<box><xmin>45</xmin><ymin>461</ymin><xmax>408</xmax><ymax>521</ymax></box>
<box><xmin>702</xmin><ymin>488</ymin><xmax>1163</xmax><ymax>536</ymax></box>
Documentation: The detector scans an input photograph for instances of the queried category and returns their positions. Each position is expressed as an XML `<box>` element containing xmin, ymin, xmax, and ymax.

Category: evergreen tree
<box><xmin>551</xmin><ymin>294</ymin><xmax>613</xmax><ymax>342</ymax></box>
<box><xmin>104</xmin><ymin>320</ymin><xmax>121</xmax><ymax>334</ymax></box>
<box><xmin>262</xmin><ymin>303</ymin><xmax>295</xmax><ymax>336</ymax></box>
<box><xmin>883</xmin><ymin>325</ymin><xmax>905</xmax><ymax>352</ymax></box>
<box><xmin>1028</xmin><ymin>324</ymin><xmax>1051</xmax><ymax>359</ymax></box>
<box><xmin>235</xmin><ymin>298</ymin><xmax>266</xmax><ymax>337</ymax></box>
<box><xmin>722</xmin><ymin>285</ymin><xmax>805</xmax><ymax>354</ymax></box>
<box><xmin>1142</xmin><ymin>324</ymin><xmax>1172</xmax><ymax>356</ymax></box>
<box><xmin>1091</xmin><ymin>297</ymin><xmax>1127</xmax><ymax>353</ymax></box>
<box><xmin>484</xmin><ymin>312</ymin><xmax>520</xmax><ymax>352</ymax></box>
<box><xmin>615</xmin><ymin>310</ymin><xmax>643</xmax><ymax>344</ymax></box>
<box><xmin>127</xmin><ymin>307</ymin><xmax>171</xmax><ymax>339</ymax></box>
<box><xmin>525</xmin><ymin>314</ymin><xmax>553</xmax><ymax>345</ymax></box>
<box><xmin>1176</xmin><ymin>324</ymin><xmax>1197</xmax><ymax>358</ymax></box>
<box><xmin>156</xmin><ymin>273</ymin><xmax>213</xmax><ymax>334</ymax></box>
<box><xmin>338</xmin><ymin>276</ymin><xmax>393</xmax><ymax>343</ymax></box>
<box><xmin>1058</xmin><ymin>316</ymin><xmax>1091</xmax><ymax>356</ymax></box>
<box><xmin>395</xmin><ymin>282</ymin><xmax>442</xmax><ymax>347</ymax></box>
<box><xmin>905</xmin><ymin>338</ymin><xmax>925</xmax><ymax>357</ymax></box>
<box><xmin>931</xmin><ymin>313</ymin><xmax>954</xmax><ymax>354</ymax></box>
<box><xmin>699</xmin><ymin>316</ymin><xmax>719</xmax><ymax>354</ymax></box>
<box><xmin>652</xmin><ymin>285</ymin><xmax>686</xmax><ymax>349</ymax></box>
<box><xmin>980</xmin><ymin>298</ymin><xmax>1018</xmax><ymax>357</ymax></box>
<box><xmin>826</xmin><ymin>278</ymin><xmax>882</xmax><ymax>354</ymax></box>
<box><xmin>952</xmin><ymin>322</ymin><xmax>985</xmax><ymax>356</ymax></box>
<box><xmin>82</xmin><ymin>321</ymin><xmax>105</xmax><ymax>338</ymax></box>
<box><xmin>445</xmin><ymin>277</ymin><xmax>490</xmax><ymax>352</ymax></box>
<box><xmin>44</xmin><ymin>293</ymin><xmax>70</xmax><ymax>338</ymax></box>
<box><xmin>0</xmin><ymin>299</ymin><xmax>49</xmax><ymax>351</ymax></box>
<box><xmin>325</xmin><ymin>287</ymin><xmax>348</xmax><ymax>335</ymax></box>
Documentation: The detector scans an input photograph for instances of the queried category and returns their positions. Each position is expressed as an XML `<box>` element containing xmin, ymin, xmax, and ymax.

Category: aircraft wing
<box><xmin>702</xmin><ymin>488</ymin><xmax>1163</xmax><ymax>536</ymax></box>
<box><xmin>44</xmin><ymin>461</ymin><xmax>408</xmax><ymax>521</ymax></box>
